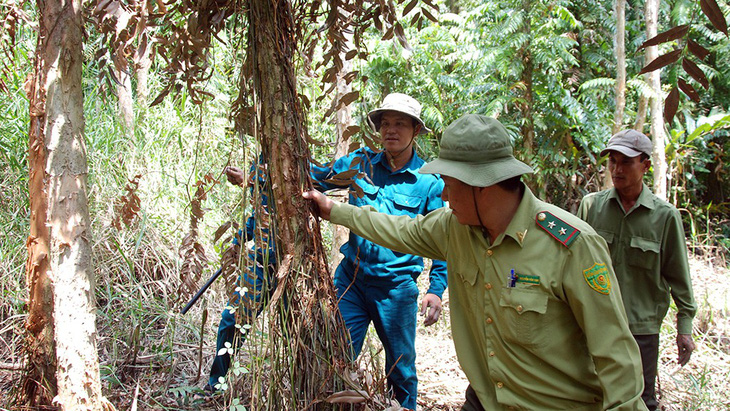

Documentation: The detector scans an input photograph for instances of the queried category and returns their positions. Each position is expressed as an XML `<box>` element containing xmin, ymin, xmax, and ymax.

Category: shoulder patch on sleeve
<box><xmin>583</xmin><ymin>263</ymin><xmax>611</xmax><ymax>295</ymax></box>
<box><xmin>535</xmin><ymin>211</ymin><xmax>580</xmax><ymax>247</ymax></box>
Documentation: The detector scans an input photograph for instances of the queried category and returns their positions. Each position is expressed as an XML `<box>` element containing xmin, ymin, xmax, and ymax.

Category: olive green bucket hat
<box><xmin>419</xmin><ymin>114</ymin><xmax>534</xmax><ymax>187</ymax></box>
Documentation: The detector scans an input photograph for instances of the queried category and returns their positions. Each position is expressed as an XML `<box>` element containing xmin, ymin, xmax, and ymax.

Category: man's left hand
<box><xmin>677</xmin><ymin>333</ymin><xmax>695</xmax><ymax>366</ymax></box>
<box><xmin>420</xmin><ymin>293</ymin><xmax>442</xmax><ymax>327</ymax></box>
<box><xmin>225</xmin><ymin>166</ymin><xmax>245</xmax><ymax>186</ymax></box>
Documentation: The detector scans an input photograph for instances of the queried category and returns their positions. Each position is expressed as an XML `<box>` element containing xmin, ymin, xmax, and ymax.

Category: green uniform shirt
<box><xmin>577</xmin><ymin>184</ymin><xmax>696</xmax><ymax>335</ymax></box>
<box><xmin>331</xmin><ymin>185</ymin><xmax>646</xmax><ymax>410</ymax></box>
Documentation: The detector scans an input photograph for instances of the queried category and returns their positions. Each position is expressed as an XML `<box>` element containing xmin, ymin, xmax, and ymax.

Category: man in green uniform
<box><xmin>577</xmin><ymin>130</ymin><xmax>696</xmax><ymax>411</ymax></box>
<box><xmin>304</xmin><ymin>114</ymin><xmax>647</xmax><ymax>410</ymax></box>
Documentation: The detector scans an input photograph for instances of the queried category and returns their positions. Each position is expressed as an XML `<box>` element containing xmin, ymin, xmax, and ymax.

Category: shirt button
<box><xmin>485</xmin><ymin>283</ymin><xmax>492</xmax><ymax>290</ymax></box>
<box><xmin>489</xmin><ymin>351</ymin><xmax>495</xmax><ymax>357</ymax></box>
<box><xmin>496</xmin><ymin>382</ymin><xmax>504</xmax><ymax>388</ymax></box>
<box><xmin>516</xmin><ymin>305</ymin><xmax>523</xmax><ymax>312</ymax></box>
<box><xmin>486</xmin><ymin>317</ymin><xmax>493</xmax><ymax>324</ymax></box>
<box><xmin>486</xmin><ymin>249</ymin><xmax>493</xmax><ymax>256</ymax></box>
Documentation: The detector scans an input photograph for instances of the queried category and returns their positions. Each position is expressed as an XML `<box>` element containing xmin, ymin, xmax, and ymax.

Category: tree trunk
<box><xmin>603</xmin><ymin>0</ymin><xmax>627</xmax><ymax>190</ymax></box>
<box><xmin>247</xmin><ymin>0</ymin><xmax>349</xmax><ymax>407</ymax></box>
<box><xmin>114</xmin><ymin>1</ymin><xmax>135</xmax><ymax>135</ymax></box>
<box><xmin>42</xmin><ymin>0</ymin><xmax>105</xmax><ymax>408</ymax></box>
<box><xmin>22</xmin><ymin>3</ymin><xmax>56</xmax><ymax>405</ymax></box>
<box><xmin>135</xmin><ymin>0</ymin><xmax>151</xmax><ymax>111</ymax></box>
<box><xmin>612</xmin><ymin>0</ymin><xmax>626</xmax><ymax>135</ymax></box>
<box><xmin>519</xmin><ymin>0</ymin><xmax>535</xmax><ymax>158</ymax></box>
<box><xmin>117</xmin><ymin>68</ymin><xmax>134</xmax><ymax>134</ymax></box>
<box><xmin>645</xmin><ymin>0</ymin><xmax>668</xmax><ymax>199</ymax></box>
<box><xmin>330</xmin><ymin>8</ymin><xmax>355</xmax><ymax>272</ymax></box>
<box><xmin>634</xmin><ymin>95</ymin><xmax>648</xmax><ymax>132</ymax></box>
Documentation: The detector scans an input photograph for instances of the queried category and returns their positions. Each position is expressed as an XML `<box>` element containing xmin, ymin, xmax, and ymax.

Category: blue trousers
<box><xmin>208</xmin><ymin>254</ymin><xmax>276</xmax><ymax>387</ymax></box>
<box><xmin>335</xmin><ymin>268</ymin><xmax>419</xmax><ymax>410</ymax></box>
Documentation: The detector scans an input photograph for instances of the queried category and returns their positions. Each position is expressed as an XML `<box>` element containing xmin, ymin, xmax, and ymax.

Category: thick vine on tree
<box><xmin>244</xmin><ymin>1</ymin><xmax>351</xmax><ymax>407</ymax></box>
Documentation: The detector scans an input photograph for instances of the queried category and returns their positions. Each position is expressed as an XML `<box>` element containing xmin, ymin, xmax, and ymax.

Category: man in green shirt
<box><xmin>304</xmin><ymin>114</ymin><xmax>647</xmax><ymax>410</ymax></box>
<box><xmin>577</xmin><ymin>130</ymin><xmax>697</xmax><ymax>411</ymax></box>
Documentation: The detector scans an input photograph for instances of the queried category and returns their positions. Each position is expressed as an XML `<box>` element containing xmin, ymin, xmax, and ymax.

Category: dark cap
<box><xmin>600</xmin><ymin>129</ymin><xmax>653</xmax><ymax>158</ymax></box>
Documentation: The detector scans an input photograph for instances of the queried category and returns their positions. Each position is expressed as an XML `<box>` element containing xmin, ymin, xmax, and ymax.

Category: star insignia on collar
<box><xmin>516</xmin><ymin>229</ymin><xmax>527</xmax><ymax>242</ymax></box>
<box><xmin>548</xmin><ymin>221</ymin><xmax>556</xmax><ymax>229</ymax></box>
<box><xmin>559</xmin><ymin>227</ymin><xmax>567</xmax><ymax>236</ymax></box>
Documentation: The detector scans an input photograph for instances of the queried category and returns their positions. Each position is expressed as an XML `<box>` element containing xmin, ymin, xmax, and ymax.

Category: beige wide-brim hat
<box><xmin>367</xmin><ymin>93</ymin><xmax>432</xmax><ymax>135</ymax></box>
<box><xmin>600</xmin><ymin>129</ymin><xmax>653</xmax><ymax>157</ymax></box>
<box><xmin>420</xmin><ymin>114</ymin><xmax>533</xmax><ymax>187</ymax></box>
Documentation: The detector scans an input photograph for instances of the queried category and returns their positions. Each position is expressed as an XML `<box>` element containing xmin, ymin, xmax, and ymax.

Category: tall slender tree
<box><xmin>645</xmin><ymin>0</ymin><xmax>668</xmax><ymax>199</ymax></box>
<box><xmin>23</xmin><ymin>0</ymin><xmax>106</xmax><ymax>408</ymax></box>
<box><xmin>518</xmin><ymin>0</ymin><xmax>535</xmax><ymax>157</ymax></box>
<box><xmin>613</xmin><ymin>0</ymin><xmax>626</xmax><ymax>135</ymax></box>
<box><xmin>23</xmin><ymin>1</ymin><xmax>56</xmax><ymax>404</ymax></box>
<box><xmin>329</xmin><ymin>4</ymin><xmax>356</xmax><ymax>270</ymax></box>
<box><xmin>604</xmin><ymin>0</ymin><xmax>628</xmax><ymax>190</ymax></box>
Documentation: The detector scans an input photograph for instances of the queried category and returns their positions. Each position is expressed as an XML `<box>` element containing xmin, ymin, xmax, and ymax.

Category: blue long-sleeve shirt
<box><xmin>233</xmin><ymin>158</ymin><xmax>276</xmax><ymax>264</ymax></box>
<box><xmin>311</xmin><ymin>148</ymin><xmax>448</xmax><ymax>298</ymax></box>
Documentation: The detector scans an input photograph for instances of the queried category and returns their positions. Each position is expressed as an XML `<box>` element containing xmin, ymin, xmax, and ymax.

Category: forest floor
<box><xmin>397</xmin><ymin>253</ymin><xmax>730</xmax><ymax>410</ymax></box>
<box><xmin>1</xmin><ymin>254</ymin><xmax>728</xmax><ymax>410</ymax></box>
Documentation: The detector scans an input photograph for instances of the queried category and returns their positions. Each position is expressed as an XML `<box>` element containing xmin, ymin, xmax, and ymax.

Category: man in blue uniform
<box><xmin>311</xmin><ymin>93</ymin><xmax>448</xmax><ymax>410</ymax></box>
<box><xmin>206</xmin><ymin>159</ymin><xmax>277</xmax><ymax>393</ymax></box>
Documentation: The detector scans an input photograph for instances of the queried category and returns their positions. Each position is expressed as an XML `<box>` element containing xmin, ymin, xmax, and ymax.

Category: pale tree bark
<box><xmin>519</xmin><ymin>0</ymin><xmax>535</xmax><ymax>158</ymax></box>
<box><xmin>115</xmin><ymin>2</ymin><xmax>134</xmax><ymax>135</ymax></box>
<box><xmin>634</xmin><ymin>95</ymin><xmax>648</xmax><ymax>132</ymax></box>
<box><xmin>135</xmin><ymin>0</ymin><xmax>152</xmax><ymax>110</ymax></box>
<box><xmin>605</xmin><ymin>0</ymin><xmax>627</xmax><ymax>189</ymax></box>
<box><xmin>613</xmin><ymin>0</ymin><xmax>626</xmax><ymax>135</ymax></box>
<box><xmin>247</xmin><ymin>0</ymin><xmax>350</xmax><ymax>407</ymax></box>
<box><xmin>22</xmin><ymin>3</ymin><xmax>56</xmax><ymax>404</ymax></box>
<box><xmin>117</xmin><ymin>69</ymin><xmax>134</xmax><ymax>134</ymax></box>
<box><xmin>330</xmin><ymin>9</ymin><xmax>355</xmax><ymax>272</ymax></box>
<box><xmin>645</xmin><ymin>0</ymin><xmax>668</xmax><ymax>200</ymax></box>
<box><xmin>41</xmin><ymin>0</ymin><xmax>105</xmax><ymax>408</ymax></box>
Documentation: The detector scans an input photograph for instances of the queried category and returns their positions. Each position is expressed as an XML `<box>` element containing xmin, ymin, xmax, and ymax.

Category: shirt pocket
<box><xmin>453</xmin><ymin>262</ymin><xmax>479</xmax><ymax>317</ymax></box>
<box><xmin>627</xmin><ymin>237</ymin><xmax>660</xmax><ymax>270</ymax></box>
<box><xmin>455</xmin><ymin>262</ymin><xmax>478</xmax><ymax>287</ymax></box>
<box><xmin>499</xmin><ymin>288</ymin><xmax>549</xmax><ymax>349</ymax></box>
<box><xmin>354</xmin><ymin>182</ymin><xmax>379</xmax><ymax>206</ymax></box>
<box><xmin>392</xmin><ymin>192</ymin><xmax>423</xmax><ymax>215</ymax></box>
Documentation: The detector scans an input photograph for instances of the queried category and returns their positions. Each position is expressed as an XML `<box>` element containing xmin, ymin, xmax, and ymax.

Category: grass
<box><xmin>656</xmin><ymin>257</ymin><xmax>730</xmax><ymax>410</ymax></box>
